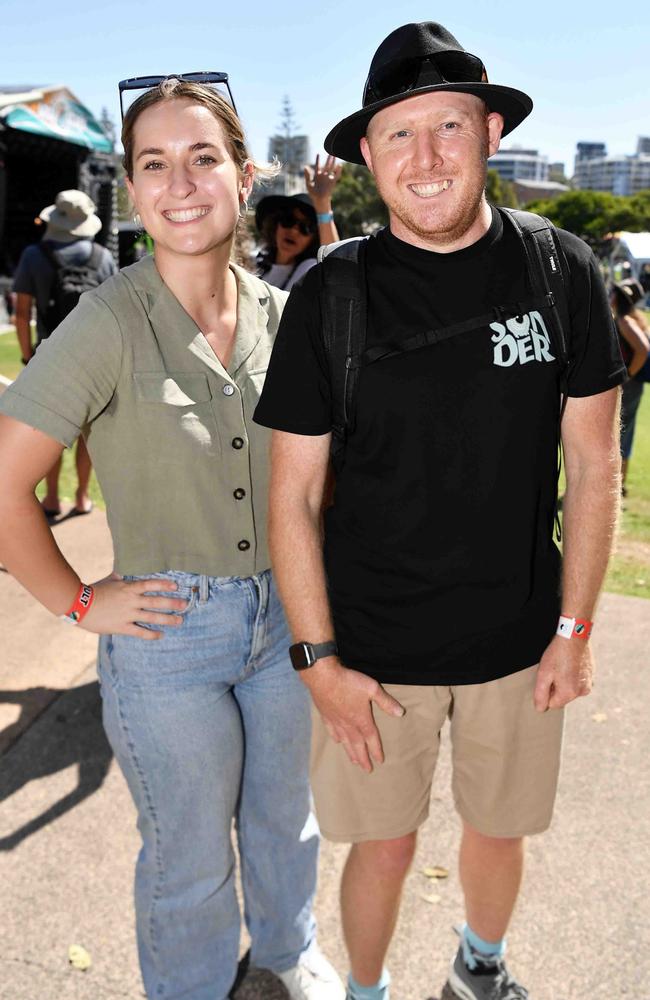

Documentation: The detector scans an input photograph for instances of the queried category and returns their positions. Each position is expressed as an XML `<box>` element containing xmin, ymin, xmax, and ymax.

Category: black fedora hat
<box><xmin>324</xmin><ymin>22</ymin><xmax>533</xmax><ymax>165</ymax></box>
<box><xmin>255</xmin><ymin>193</ymin><xmax>317</xmax><ymax>232</ymax></box>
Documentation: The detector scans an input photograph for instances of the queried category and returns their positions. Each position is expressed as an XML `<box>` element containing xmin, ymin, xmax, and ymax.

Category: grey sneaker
<box><xmin>448</xmin><ymin>945</ymin><xmax>529</xmax><ymax>1000</ymax></box>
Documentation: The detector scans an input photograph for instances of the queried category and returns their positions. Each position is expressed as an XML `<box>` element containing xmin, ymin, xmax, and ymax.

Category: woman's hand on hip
<box><xmin>80</xmin><ymin>574</ymin><xmax>188</xmax><ymax>639</ymax></box>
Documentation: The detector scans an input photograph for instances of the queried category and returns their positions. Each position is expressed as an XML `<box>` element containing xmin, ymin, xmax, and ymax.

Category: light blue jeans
<box><xmin>98</xmin><ymin>569</ymin><xmax>318</xmax><ymax>1000</ymax></box>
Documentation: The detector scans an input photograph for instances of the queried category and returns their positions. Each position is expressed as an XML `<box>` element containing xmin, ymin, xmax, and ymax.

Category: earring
<box><xmin>133</xmin><ymin>213</ymin><xmax>142</xmax><ymax>227</ymax></box>
<box><xmin>239</xmin><ymin>200</ymin><xmax>249</xmax><ymax>217</ymax></box>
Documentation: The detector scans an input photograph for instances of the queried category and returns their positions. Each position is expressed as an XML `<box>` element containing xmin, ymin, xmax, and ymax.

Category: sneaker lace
<box><xmin>474</xmin><ymin>955</ymin><xmax>529</xmax><ymax>1000</ymax></box>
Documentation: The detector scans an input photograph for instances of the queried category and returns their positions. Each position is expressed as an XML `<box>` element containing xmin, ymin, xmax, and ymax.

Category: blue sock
<box><xmin>347</xmin><ymin>967</ymin><xmax>390</xmax><ymax>999</ymax></box>
<box><xmin>461</xmin><ymin>922</ymin><xmax>506</xmax><ymax>970</ymax></box>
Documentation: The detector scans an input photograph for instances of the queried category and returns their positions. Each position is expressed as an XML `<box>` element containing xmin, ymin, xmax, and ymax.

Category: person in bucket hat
<box><xmin>255</xmin><ymin>21</ymin><xmax>624</xmax><ymax>1000</ymax></box>
<box><xmin>12</xmin><ymin>189</ymin><xmax>116</xmax><ymax>518</ymax></box>
<box><xmin>39</xmin><ymin>189</ymin><xmax>103</xmax><ymax>241</ymax></box>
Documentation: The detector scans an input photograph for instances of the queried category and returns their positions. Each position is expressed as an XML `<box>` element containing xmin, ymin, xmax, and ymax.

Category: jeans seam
<box><xmin>113</xmin><ymin>687</ymin><xmax>167</xmax><ymax>997</ymax></box>
<box><xmin>246</xmin><ymin>572</ymin><xmax>271</xmax><ymax>671</ymax></box>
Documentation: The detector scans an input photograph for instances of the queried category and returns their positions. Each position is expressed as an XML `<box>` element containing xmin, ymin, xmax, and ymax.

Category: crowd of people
<box><xmin>0</xmin><ymin>19</ymin><xmax>641</xmax><ymax>1000</ymax></box>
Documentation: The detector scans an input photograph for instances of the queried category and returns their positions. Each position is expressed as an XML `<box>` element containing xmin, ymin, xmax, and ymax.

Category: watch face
<box><xmin>289</xmin><ymin>642</ymin><xmax>315</xmax><ymax>670</ymax></box>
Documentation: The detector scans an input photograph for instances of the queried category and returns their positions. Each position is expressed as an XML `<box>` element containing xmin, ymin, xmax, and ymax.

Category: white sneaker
<box><xmin>277</xmin><ymin>943</ymin><xmax>345</xmax><ymax>1000</ymax></box>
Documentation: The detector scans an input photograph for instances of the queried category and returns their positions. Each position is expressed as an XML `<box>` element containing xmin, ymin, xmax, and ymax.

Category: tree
<box><xmin>524</xmin><ymin>189</ymin><xmax>650</xmax><ymax>242</ymax></box>
<box><xmin>271</xmin><ymin>96</ymin><xmax>304</xmax><ymax>175</ymax></box>
<box><xmin>485</xmin><ymin>169</ymin><xmax>517</xmax><ymax>208</ymax></box>
<box><xmin>332</xmin><ymin>164</ymin><xmax>388</xmax><ymax>238</ymax></box>
<box><xmin>99</xmin><ymin>107</ymin><xmax>116</xmax><ymax>151</ymax></box>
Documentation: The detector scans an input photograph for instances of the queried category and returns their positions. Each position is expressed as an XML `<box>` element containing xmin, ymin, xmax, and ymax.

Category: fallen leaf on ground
<box><xmin>68</xmin><ymin>944</ymin><xmax>92</xmax><ymax>971</ymax></box>
<box><xmin>420</xmin><ymin>892</ymin><xmax>441</xmax><ymax>904</ymax></box>
<box><xmin>591</xmin><ymin>713</ymin><xmax>607</xmax><ymax>723</ymax></box>
<box><xmin>423</xmin><ymin>865</ymin><xmax>449</xmax><ymax>879</ymax></box>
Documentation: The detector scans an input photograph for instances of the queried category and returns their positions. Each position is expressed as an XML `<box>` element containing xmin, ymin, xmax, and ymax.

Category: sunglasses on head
<box><xmin>277</xmin><ymin>212</ymin><xmax>315</xmax><ymax>236</ymax></box>
<box><xmin>118</xmin><ymin>71</ymin><xmax>237</xmax><ymax>121</ymax></box>
<box><xmin>364</xmin><ymin>50</ymin><xmax>488</xmax><ymax>105</ymax></box>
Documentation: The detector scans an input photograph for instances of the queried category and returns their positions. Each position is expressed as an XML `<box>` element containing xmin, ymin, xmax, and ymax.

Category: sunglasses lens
<box><xmin>366</xmin><ymin>58</ymin><xmax>419</xmax><ymax>102</ymax></box>
<box><xmin>278</xmin><ymin>214</ymin><xmax>313</xmax><ymax>235</ymax></box>
<box><xmin>435</xmin><ymin>51</ymin><xmax>486</xmax><ymax>83</ymax></box>
<box><xmin>366</xmin><ymin>51</ymin><xmax>486</xmax><ymax>103</ymax></box>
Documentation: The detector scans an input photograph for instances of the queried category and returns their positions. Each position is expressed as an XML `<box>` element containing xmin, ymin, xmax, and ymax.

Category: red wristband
<box><xmin>60</xmin><ymin>583</ymin><xmax>95</xmax><ymax>625</ymax></box>
<box><xmin>556</xmin><ymin>614</ymin><xmax>593</xmax><ymax>640</ymax></box>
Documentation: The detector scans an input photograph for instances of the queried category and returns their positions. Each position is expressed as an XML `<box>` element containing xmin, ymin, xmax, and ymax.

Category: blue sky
<box><xmin>2</xmin><ymin>0</ymin><xmax>649</xmax><ymax>177</ymax></box>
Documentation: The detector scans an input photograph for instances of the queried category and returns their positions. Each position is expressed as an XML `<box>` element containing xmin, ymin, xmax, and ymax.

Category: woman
<box><xmin>256</xmin><ymin>155</ymin><xmax>341</xmax><ymax>290</ymax></box>
<box><xmin>611</xmin><ymin>280</ymin><xmax>649</xmax><ymax>493</ymax></box>
<box><xmin>0</xmin><ymin>78</ymin><xmax>343</xmax><ymax>1000</ymax></box>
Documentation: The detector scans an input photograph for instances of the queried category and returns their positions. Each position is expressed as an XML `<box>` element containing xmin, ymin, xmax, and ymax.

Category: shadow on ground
<box><xmin>0</xmin><ymin>681</ymin><xmax>112</xmax><ymax>850</ymax></box>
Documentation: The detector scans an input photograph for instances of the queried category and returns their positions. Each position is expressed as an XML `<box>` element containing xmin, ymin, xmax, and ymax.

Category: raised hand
<box><xmin>304</xmin><ymin>153</ymin><xmax>343</xmax><ymax>211</ymax></box>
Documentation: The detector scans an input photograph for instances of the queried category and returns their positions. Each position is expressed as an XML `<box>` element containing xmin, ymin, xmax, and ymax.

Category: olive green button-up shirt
<box><xmin>0</xmin><ymin>256</ymin><xmax>288</xmax><ymax>577</ymax></box>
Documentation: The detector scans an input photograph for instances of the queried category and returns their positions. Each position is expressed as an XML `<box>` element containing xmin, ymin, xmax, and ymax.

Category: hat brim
<box><xmin>324</xmin><ymin>82</ymin><xmax>533</xmax><ymax>165</ymax></box>
<box><xmin>39</xmin><ymin>205</ymin><xmax>102</xmax><ymax>239</ymax></box>
<box><xmin>255</xmin><ymin>194</ymin><xmax>317</xmax><ymax>232</ymax></box>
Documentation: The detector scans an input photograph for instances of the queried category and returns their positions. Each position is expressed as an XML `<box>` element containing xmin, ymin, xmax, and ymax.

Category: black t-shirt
<box><xmin>254</xmin><ymin>208</ymin><xmax>625</xmax><ymax>685</ymax></box>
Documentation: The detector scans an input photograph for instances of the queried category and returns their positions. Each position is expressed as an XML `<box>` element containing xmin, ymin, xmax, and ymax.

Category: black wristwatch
<box><xmin>289</xmin><ymin>640</ymin><xmax>338</xmax><ymax>671</ymax></box>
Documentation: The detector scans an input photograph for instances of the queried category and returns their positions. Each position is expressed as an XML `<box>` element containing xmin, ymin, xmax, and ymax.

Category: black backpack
<box><xmin>317</xmin><ymin>208</ymin><xmax>572</xmax><ymax>535</ymax></box>
<box><xmin>38</xmin><ymin>242</ymin><xmax>105</xmax><ymax>335</ymax></box>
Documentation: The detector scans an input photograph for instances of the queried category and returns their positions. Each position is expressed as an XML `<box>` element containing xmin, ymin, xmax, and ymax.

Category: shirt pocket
<box><xmin>133</xmin><ymin>372</ymin><xmax>212</xmax><ymax>406</ymax></box>
<box><xmin>132</xmin><ymin>372</ymin><xmax>219</xmax><ymax>455</ymax></box>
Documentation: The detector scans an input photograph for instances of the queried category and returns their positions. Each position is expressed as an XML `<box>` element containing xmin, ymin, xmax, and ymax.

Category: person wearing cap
<box><xmin>256</xmin><ymin>156</ymin><xmax>342</xmax><ymax>291</ymax></box>
<box><xmin>12</xmin><ymin>190</ymin><xmax>117</xmax><ymax>517</ymax></box>
<box><xmin>255</xmin><ymin>21</ymin><xmax>624</xmax><ymax>1000</ymax></box>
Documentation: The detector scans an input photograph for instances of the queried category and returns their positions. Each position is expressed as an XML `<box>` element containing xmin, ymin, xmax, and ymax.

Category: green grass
<box><xmin>608</xmin><ymin>389</ymin><xmax>650</xmax><ymax>599</ymax></box>
<box><xmin>0</xmin><ymin>332</ymin><xmax>24</xmax><ymax>381</ymax></box>
<box><xmin>1</xmin><ymin>329</ymin><xmax>649</xmax><ymax>597</ymax></box>
<box><xmin>0</xmin><ymin>330</ymin><xmax>105</xmax><ymax>510</ymax></box>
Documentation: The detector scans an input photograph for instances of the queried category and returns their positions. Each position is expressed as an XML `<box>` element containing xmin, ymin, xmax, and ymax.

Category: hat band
<box><xmin>363</xmin><ymin>51</ymin><xmax>488</xmax><ymax>106</ymax></box>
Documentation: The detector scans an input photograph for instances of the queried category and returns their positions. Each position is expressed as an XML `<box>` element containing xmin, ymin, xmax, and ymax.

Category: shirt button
<box><xmin>232</xmin><ymin>437</ymin><xmax>244</xmax><ymax>450</ymax></box>
<box><xmin>238</xmin><ymin>539</ymin><xmax>250</xmax><ymax>551</ymax></box>
<box><xmin>222</xmin><ymin>384</ymin><xmax>235</xmax><ymax>396</ymax></box>
<box><xmin>233</xmin><ymin>488</ymin><xmax>246</xmax><ymax>500</ymax></box>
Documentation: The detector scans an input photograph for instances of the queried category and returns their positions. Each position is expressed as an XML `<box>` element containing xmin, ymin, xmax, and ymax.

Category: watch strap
<box><xmin>312</xmin><ymin>640</ymin><xmax>338</xmax><ymax>660</ymax></box>
<box><xmin>289</xmin><ymin>639</ymin><xmax>338</xmax><ymax>670</ymax></box>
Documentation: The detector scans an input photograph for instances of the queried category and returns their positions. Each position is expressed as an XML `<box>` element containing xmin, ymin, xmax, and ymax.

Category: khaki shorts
<box><xmin>311</xmin><ymin>665</ymin><xmax>564</xmax><ymax>842</ymax></box>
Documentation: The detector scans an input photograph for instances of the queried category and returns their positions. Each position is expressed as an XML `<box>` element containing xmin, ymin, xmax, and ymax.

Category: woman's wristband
<box><xmin>60</xmin><ymin>583</ymin><xmax>95</xmax><ymax>625</ymax></box>
<box><xmin>317</xmin><ymin>211</ymin><xmax>334</xmax><ymax>224</ymax></box>
<box><xmin>556</xmin><ymin>614</ymin><xmax>593</xmax><ymax>640</ymax></box>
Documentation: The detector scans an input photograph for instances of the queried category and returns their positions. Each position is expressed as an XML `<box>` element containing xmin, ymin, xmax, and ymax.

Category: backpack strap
<box><xmin>318</xmin><ymin>237</ymin><xmax>369</xmax><ymax>467</ymax></box>
<box><xmin>38</xmin><ymin>242</ymin><xmax>61</xmax><ymax>270</ymax></box>
<box><xmin>39</xmin><ymin>240</ymin><xmax>104</xmax><ymax>270</ymax></box>
<box><xmin>501</xmin><ymin>208</ymin><xmax>572</xmax><ymax>540</ymax></box>
<box><xmin>88</xmin><ymin>242</ymin><xmax>105</xmax><ymax>270</ymax></box>
<box><xmin>500</xmin><ymin>209</ymin><xmax>571</xmax><ymax>384</ymax></box>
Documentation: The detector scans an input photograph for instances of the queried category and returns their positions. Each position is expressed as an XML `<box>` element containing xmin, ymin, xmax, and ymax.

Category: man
<box><xmin>13</xmin><ymin>189</ymin><xmax>117</xmax><ymax>517</ymax></box>
<box><xmin>254</xmin><ymin>22</ymin><xmax>624</xmax><ymax>1000</ymax></box>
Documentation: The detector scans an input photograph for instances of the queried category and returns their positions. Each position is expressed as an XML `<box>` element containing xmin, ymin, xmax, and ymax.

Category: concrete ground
<box><xmin>1</xmin><ymin>509</ymin><xmax>648</xmax><ymax>999</ymax></box>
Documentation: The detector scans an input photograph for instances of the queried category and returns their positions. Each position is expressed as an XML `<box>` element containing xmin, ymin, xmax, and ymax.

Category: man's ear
<box><xmin>486</xmin><ymin>112</ymin><xmax>504</xmax><ymax>157</ymax></box>
<box><xmin>360</xmin><ymin>136</ymin><xmax>374</xmax><ymax>174</ymax></box>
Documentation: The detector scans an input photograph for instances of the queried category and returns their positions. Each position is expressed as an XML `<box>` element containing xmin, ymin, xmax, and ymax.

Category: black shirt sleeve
<box><xmin>559</xmin><ymin>230</ymin><xmax>626</xmax><ymax>397</ymax></box>
<box><xmin>253</xmin><ymin>266</ymin><xmax>333</xmax><ymax>434</ymax></box>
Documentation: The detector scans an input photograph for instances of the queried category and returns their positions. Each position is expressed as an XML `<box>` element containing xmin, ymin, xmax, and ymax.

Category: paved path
<box><xmin>1</xmin><ymin>510</ymin><xmax>648</xmax><ymax>999</ymax></box>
